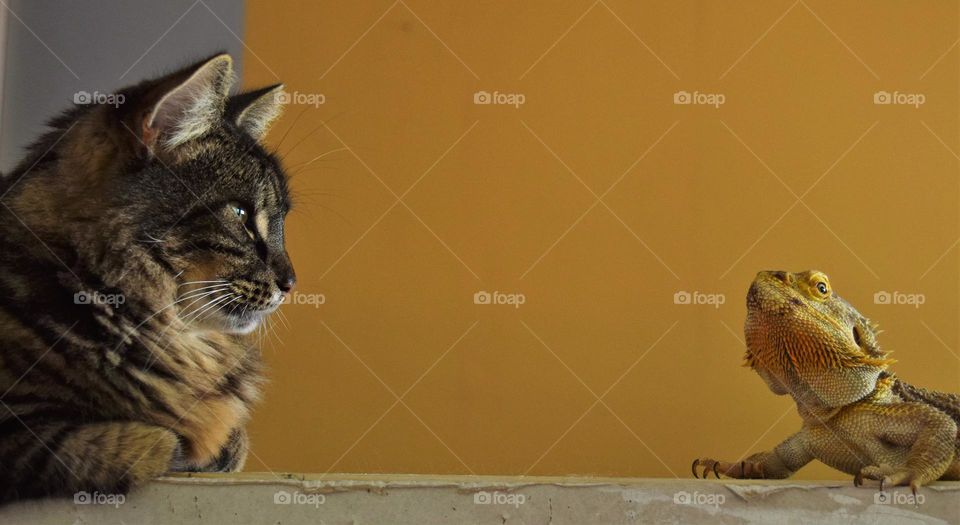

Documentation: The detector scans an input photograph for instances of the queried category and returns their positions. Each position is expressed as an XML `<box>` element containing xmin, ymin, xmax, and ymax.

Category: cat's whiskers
<box><xmin>196</xmin><ymin>296</ymin><xmax>240</xmax><ymax>324</ymax></box>
<box><xmin>138</xmin><ymin>288</ymin><xmax>233</xmax><ymax>370</ymax></box>
<box><xmin>177</xmin><ymin>279</ymin><xmax>228</xmax><ymax>288</ymax></box>
<box><xmin>117</xmin><ymin>287</ymin><xmax>230</xmax><ymax>355</ymax></box>
<box><xmin>275</xmin><ymin>308</ymin><xmax>291</xmax><ymax>331</ymax></box>
<box><xmin>182</xmin><ymin>294</ymin><xmax>235</xmax><ymax>326</ymax></box>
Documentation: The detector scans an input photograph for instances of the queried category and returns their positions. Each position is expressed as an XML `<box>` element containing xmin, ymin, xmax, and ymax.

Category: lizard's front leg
<box><xmin>852</xmin><ymin>402</ymin><xmax>956</xmax><ymax>492</ymax></box>
<box><xmin>694</xmin><ymin>431</ymin><xmax>812</xmax><ymax>479</ymax></box>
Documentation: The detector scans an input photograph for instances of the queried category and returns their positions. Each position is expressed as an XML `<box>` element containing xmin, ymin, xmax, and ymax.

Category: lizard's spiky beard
<box><xmin>743</xmin><ymin>270</ymin><xmax>895</xmax><ymax>408</ymax></box>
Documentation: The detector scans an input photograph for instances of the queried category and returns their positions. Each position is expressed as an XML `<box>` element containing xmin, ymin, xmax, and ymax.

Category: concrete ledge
<box><xmin>1</xmin><ymin>473</ymin><xmax>957</xmax><ymax>524</ymax></box>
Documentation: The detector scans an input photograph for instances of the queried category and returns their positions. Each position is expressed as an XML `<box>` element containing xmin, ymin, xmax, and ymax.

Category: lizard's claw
<box><xmin>691</xmin><ymin>458</ymin><xmax>721</xmax><ymax>479</ymax></box>
<box><xmin>858</xmin><ymin>465</ymin><xmax>922</xmax><ymax>501</ymax></box>
<box><xmin>693</xmin><ymin>458</ymin><xmax>759</xmax><ymax>479</ymax></box>
<box><xmin>853</xmin><ymin>465</ymin><xmax>894</xmax><ymax>490</ymax></box>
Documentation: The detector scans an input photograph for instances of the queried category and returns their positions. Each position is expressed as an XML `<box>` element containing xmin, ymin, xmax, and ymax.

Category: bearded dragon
<box><xmin>693</xmin><ymin>270</ymin><xmax>960</xmax><ymax>494</ymax></box>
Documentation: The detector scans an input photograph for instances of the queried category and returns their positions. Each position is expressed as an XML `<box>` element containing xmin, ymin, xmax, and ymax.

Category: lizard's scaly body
<box><xmin>694</xmin><ymin>270</ymin><xmax>960</xmax><ymax>492</ymax></box>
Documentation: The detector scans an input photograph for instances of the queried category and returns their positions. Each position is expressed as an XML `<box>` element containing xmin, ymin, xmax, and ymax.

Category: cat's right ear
<box><xmin>131</xmin><ymin>53</ymin><xmax>235</xmax><ymax>155</ymax></box>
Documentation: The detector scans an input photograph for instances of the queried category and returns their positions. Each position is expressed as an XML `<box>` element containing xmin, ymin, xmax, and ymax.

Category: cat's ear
<box><xmin>226</xmin><ymin>84</ymin><xmax>286</xmax><ymax>141</ymax></box>
<box><xmin>139</xmin><ymin>54</ymin><xmax>235</xmax><ymax>152</ymax></box>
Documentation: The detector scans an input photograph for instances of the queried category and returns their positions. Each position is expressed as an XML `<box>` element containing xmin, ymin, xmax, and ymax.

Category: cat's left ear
<box><xmin>140</xmin><ymin>54</ymin><xmax>235</xmax><ymax>152</ymax></box>
<box><xmin>226</xmin><ymin>84</ymin><xmax>286</xmax><ymax>141</ymax></box>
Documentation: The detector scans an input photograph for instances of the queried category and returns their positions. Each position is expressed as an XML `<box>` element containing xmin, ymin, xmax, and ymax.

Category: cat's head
<box><xmin>8</xmin><ymin>53</ymin><xmax>295</xmax><ymax>334</ymax></box>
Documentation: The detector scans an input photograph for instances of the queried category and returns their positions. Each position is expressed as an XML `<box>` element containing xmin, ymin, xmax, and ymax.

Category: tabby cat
<box><xmin>0</xmin><ymin>53</ymin><xmax>294</xmax><ymax>502</ymax></box>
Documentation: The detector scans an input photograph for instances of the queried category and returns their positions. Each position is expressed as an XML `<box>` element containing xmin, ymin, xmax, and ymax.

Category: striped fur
<box><xmin>0</xmin><ymin>53</ymin><xmax>292</xmax><ymax>502</ymax></box>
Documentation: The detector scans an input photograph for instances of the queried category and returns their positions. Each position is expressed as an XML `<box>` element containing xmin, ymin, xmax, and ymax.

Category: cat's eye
<box><xmin>816</xmin><ymin>282</ymin><xmax>828</xmax><ymax>294</ymax></box>
<box><xmin>232</xmin><ymin>205</ymin><xmax>249</xmax><ymax>223</ymax></box>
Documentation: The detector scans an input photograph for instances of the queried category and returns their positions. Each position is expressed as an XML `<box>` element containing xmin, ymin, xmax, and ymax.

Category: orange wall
<box><xmin>241</xmin><ymin>1</ymin><xmax>959</xmax><ymax>479</ymax></box>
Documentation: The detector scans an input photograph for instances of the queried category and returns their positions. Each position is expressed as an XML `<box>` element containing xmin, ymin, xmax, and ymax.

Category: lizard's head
<box><xmin>743</xmin><ymin>270</ymin><xmax>894</xmax><ymax>407</ymax></box>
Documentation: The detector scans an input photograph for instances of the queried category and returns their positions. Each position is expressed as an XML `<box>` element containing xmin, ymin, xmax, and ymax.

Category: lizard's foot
<box><xmin>856</xmin><ymin>465</ymin><xmax>920</xmax><ymax>496</ymax></box>
<box><xmin>692</xmin><ymin>458</ymin><xmax>764</xmax><ymax>479</ymax></box>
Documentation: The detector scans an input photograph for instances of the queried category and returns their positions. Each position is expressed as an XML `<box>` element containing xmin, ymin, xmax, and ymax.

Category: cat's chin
<box><xmin>223</xmin><ymin>314</ymin><xmax>264</xmax><ymax>335</ymax></box>
<box><xmin>195</xmin><ymin>311</ymin><xmax>266</xmax><ymax>335</ymax></box>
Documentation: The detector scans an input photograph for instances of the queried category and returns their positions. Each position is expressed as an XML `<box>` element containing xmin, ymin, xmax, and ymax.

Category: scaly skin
<box><xmin>693</xmin><ymin>270</ymin><xmax>960</xmax><ymax>494</ymax></box>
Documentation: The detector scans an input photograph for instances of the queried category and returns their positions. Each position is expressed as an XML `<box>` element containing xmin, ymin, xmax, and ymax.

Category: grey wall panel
<box><xmin>0</xmin><ymin>0</ymin><xmax>245</xmax><ymax>171</ymax></box>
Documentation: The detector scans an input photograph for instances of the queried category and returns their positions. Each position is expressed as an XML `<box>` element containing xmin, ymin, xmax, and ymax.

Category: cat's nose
<box><xmin>276</xmin><ymin>274</ymin><xmax>296</xmax><ymax>294</ymax></box>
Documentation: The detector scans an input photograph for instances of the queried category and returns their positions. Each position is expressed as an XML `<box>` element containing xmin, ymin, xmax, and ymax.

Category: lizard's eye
<box><xmin>816</xmin><ymin>282</ymin><xmax>828</xmax><ymax>295</ymax></box>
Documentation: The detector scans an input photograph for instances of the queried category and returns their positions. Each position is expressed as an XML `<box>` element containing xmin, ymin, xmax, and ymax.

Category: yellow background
<box><xmin>241</xmin><ymin>1</ymin><xmax>959</xmax><ymax>479</ymax></box>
